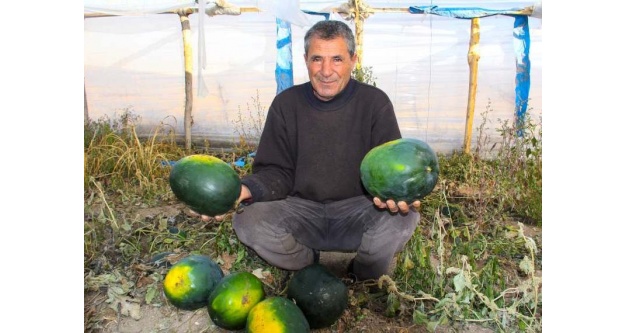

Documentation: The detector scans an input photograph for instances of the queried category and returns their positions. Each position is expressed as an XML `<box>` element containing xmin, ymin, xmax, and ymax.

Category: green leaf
<box><xmin>145</xmin><ymin>284</ymin><xmax>157</xmax><ymax>304</ymax></box>
<box><xmin>453</xmin><ymin>272</ymin><xmax>466</xmax><ymax>293</ymax></box>
<box><xmin>384</xmin><ymin>293</ymin><xmax>401</xmax><ymax>317</ymax></box>
<box><xmin>412</xmin><ymin>309</ymin><xmax>428</xmax><ymax>325</ymax></box>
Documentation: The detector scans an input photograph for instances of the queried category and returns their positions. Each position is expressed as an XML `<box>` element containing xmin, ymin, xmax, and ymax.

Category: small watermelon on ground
<box><xmin>169</xmin><ymin>154</ymin><xmax>241</xmax><ymax>216</ymax></box>
<box><xmin>162</xmin><ymin>254</ymin><xmax>224</xmax><ymax>310</ymax></box>
<box><xmin>246</xmin><ymin>296</ymin><xmax>310</xmax><ymax>333</ymax></box>
<box><xmin>360</xmin><ymin>138</ymin><xmax>439</xmax><ymax>202</ymax></box>
<box><xmin>286</xmin><ymin>263</ymin><xmax>348</xmax><ymax>329</ymax></box>
<box><xmin>207</xmin><ymin>271</ymin><xmax>265</xmax><ymax>330</ymax></box>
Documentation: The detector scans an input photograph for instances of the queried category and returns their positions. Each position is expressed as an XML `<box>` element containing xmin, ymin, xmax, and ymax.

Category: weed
<box><xmin>352</xmin><ymin>65</ymin><xmax>377</xmax><ymax>86</ymax></box>
<box><xmin>230</xmin><ymin>90</ymin><xmax>267</xmax><ymax>175</ymax></box>
<box><xmin>390</xmin><ymin>105</ymin><xmax>542</xmax><ymax>332</ymax></box>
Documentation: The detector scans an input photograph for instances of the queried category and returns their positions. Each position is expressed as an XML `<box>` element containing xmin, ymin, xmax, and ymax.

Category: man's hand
<box><xmin>373</xmin><ymin>197</ymin><xmax>421</xmax><ymax>214</ymax></box>
<box><xmin>188</xmin><ymin>185</ymin><xmax>252</xmax><ymax>222</ymax></box>
<box><xmin>187</xmin><ymin>209</ymin><xmax>227</xmax><ymax>222</ymax></box>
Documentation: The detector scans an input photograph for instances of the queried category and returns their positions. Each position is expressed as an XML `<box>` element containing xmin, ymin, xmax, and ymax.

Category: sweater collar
<box><xmin>304</xmin><ymin>78</ymin><xmax>357</xmax><ymax>111</ymax></box>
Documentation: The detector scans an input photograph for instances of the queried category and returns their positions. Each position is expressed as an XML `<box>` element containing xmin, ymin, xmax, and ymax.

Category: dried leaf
<box><xmin>120</xmin><ymin>299</ymin><xmax>142</xmax><ymax>320</ymax></box>
<box><xmin>109</xmin><ymin>295</ymin><xmax>142</xmax><ymax>320</ymax></box>
<box><xmin>251</xmin><ymin>268</ymin><xmax>264</xmax><ymax>279</ymax></box>
<box><xmin>136</xmin><ymin>276</ymin><xmax>153</xmax><ymax>289</ymax></box>
<box><xmin>219</xmin><ymin>252</ymin><xmax>237</xmax><ymax>272</ymax></box>
<box><xmin>519</xmin><ymin>256</ymin><xmax>534</xmax><ymax>275</ymax></box>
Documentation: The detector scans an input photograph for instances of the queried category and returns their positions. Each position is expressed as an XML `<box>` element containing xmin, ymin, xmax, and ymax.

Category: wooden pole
<box><xmin>463</xmin><ymin>18</ymin><xmax>480</xmax><ymax>154</ymax></box>
<box><xmin>84</xmin><ymin>81</ymin><xmax>89</xmax><ymax>125</ymax></box>
<box><xmin>353</xmin><ymin>0</ymin><xmax>364</xmax><ymax>71</ymax></box>
<box><xmin>178</xmin><ymin>11</ymin><xmax>194</xmax><ymax>151</ymax></box>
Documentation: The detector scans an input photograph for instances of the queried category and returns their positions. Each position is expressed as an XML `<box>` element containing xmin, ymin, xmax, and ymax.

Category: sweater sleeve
<box><xmin>371</xmin><ymin>99</ymin><xmax>402</xmax><ymax>147</ymax></box>
<box><xmin>240</xmin><ymin>105</ymin><xmax>295</xmax><ymax>202</ymax></box>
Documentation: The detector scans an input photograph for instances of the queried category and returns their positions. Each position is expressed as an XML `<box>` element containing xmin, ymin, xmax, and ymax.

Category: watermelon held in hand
<box><xmin>169</xmin><ymin>154</ymin><xmax>241</xmax><ymax>216</ymax></box>
<box><xmin>162</xmin><ymin>254</ymin><xmax>224</xmax><ymax>310</ymax></box>
<box><xmin>207</xmin><ymin>271</ymin><xmax>266</xmax><ymax>330</ymax></box>
<box><xmin>360</xmin><ymin>138</ymin><xmax>439</xmax><ymax>202</ymax></box>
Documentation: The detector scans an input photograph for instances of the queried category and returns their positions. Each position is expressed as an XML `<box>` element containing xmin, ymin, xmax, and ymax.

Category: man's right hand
<box><xmin>188</xmin><ymin>185</ymin><xmax>252</xmax><ymax>222</ymax></box>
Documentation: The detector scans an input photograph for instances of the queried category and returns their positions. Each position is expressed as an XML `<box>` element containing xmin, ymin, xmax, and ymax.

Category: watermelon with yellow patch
<box><xmin>169</xmin><ymin>154</ymin><xmax>241</xmax><ymax>216</ymax></box>
<box><xmin>162</xmin><ymin>254</ymin><xmax>224</xmax><ymax>310</ymax></box>
<box><xmin>207</xmin><ymin>271</ymin><xmax>265</xmax><ymax>330</ymax></box>
<box><xmin>360</xmin><ymin>138</ymin><xmax>439</xmax><ymax>202</ymax></box>
<box><xmin>246</xmin><ymin>297</ymin><xmax>310</xmax><ymax>333</ymax></box>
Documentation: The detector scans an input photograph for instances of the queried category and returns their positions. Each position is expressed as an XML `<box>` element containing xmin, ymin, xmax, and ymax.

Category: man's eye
<box><xmin>333</xmin><ymin>57</ymin><xmax>343</xmax><ymax>62</ymax></box>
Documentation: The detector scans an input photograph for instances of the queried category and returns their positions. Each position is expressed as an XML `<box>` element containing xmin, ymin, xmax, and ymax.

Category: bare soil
<box><xmin>85</xmin><ymin>204</ymin><xmax>540</xmax><ymax>333</ymax></box>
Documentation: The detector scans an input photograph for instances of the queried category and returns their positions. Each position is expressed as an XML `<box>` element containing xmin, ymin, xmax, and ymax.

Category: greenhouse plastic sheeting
<box><xmin>84</xmin><ymin>0</ymin><xmax>542</xmax><ymax>153</ymax></box>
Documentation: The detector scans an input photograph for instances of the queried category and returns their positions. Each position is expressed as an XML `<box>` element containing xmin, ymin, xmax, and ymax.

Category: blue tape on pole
<box><xmin>276</xmin><ymin>18</ymin><xmax>294</xmax><ymax>95</ymax></box>
<box><xmin>513</xmin><ymin>15</ymin><xmax>531</xmax><ymax>136</ymax></box>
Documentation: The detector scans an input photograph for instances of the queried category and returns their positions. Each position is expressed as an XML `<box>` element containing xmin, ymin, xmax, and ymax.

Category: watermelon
<box><xmin>360</xmin><ymin>138</ymin><xmax>439</xmax><ymax>202</ymax></box>
<box><xmin>286</xmin><ymin>263</ymin><xmax>348</xmax><ymax>329</ymax></box>
<box><xmin>207</xmin><ymin>271</ymin><xmax>265</xmax><ymax>330</ymax></box>
<box><xmin>169</xmin><ymin>154</ymin><xmax>241</xmax><ymax>216</ymax></box>
<box><xmin>246</xmin><ymin>297</ymin><xmax>310</xmax><ymax>333</ymax></box>
<box><xmin>162</xmin><ymin>254</ymin><xmax>224</xmax><ymax>310</ymax></box>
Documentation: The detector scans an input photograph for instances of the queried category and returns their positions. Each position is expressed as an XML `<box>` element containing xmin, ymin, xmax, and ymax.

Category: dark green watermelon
<box><xmin>169</xmin><ymin>154</ymin><xmax>241</xmax><ymax>216</ymax></box>
<box><xmin>360</xmin><ymin>138</ymin><xmax>439</xmax><ymax>202</ymax></box>
<box><xmin>286</xmin><ymin>263</ymin><xmax>348</xmax><ymax>329</ymax></box>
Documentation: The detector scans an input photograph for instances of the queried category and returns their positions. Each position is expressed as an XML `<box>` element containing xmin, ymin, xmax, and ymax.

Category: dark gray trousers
<box><xmin>232</xmin><ymin>195</ymin><xmax>419</xmax><ymax>280</ymax></box>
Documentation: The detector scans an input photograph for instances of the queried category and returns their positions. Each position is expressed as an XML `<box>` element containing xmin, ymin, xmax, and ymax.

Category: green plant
<box><xmin>352</xmin><ymin>65</ymin><xmax>377</xmax><ymax>86</ymax></box>
<box><xmin>472</xmin><ymin>103</ymin><xmax>542</xmax><ymax>226</ymax></box>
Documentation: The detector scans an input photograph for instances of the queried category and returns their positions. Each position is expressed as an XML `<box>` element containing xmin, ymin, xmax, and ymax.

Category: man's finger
<box><xmin>397</xmin><ymin>201</ymin><xmax>409</xmax><ymax>213</ymax></box>
<box><xmin>386</xmin><ymin>199</ymin><xmax>398</xmax><ymax>213</ymax></box>
<box><xmin>373</xmin><ymin>197</ymin><xmax>386</xmax><ymax>208</ymax></box>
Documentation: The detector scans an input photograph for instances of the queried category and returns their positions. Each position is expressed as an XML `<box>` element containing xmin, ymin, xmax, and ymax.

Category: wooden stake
<box><xmin>84</xmin><ymin>81</ymin><xmax>89</xmax><ymax>125</ymax></box>
<box><xmin>178</xmin><ymin>12</ymin><xmax>193</xmax><ymax>151</ymax></box>
<box><xmin>463</xmin><ymin>18</ymin><xmax>480</xmax><ymax>154</ymax></box>
<box><xmin>353</xmin><ymin>0</ymin><xmax>364</xmax><ymax>70</ymax></box>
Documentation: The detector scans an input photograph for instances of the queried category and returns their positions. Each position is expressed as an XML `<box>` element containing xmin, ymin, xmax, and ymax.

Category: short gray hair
<box><xmin>304</xmin><ymin>20</ymin><xmax>356</xmax><ymax>57</ymax></box>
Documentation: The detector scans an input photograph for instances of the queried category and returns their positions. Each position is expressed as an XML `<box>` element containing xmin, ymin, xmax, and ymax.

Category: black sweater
<box><xmin>241</xmin><ymin>78</ymin><xmax>402</xmax><ymax>203</ymax></box>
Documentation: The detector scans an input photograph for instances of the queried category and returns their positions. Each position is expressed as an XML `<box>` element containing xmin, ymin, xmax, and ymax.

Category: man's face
<box><xmin>305</xmin><ymin>36</ymin><xmax>357</xmax><ymax>101</ymax></box>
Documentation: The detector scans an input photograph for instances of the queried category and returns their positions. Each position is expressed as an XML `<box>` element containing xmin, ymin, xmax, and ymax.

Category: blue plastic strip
<box><xmin>302</xmin><ymin>10</ymin><xmax>331</xmax><ymax>20</ymax></box>
<box><xmin>513</xmin><ymin>15</ymin><xmax>531</xmax><ymax>136</ymax></box>
<box><xmin>275</xmin><ymin>18</ymin><xmax>294</xmax><ymax>95</ymax></box>
<box><xmin>408</xmin><ymin>6</ymin><xmax>524</xmax><ymax>19</ymax></box>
